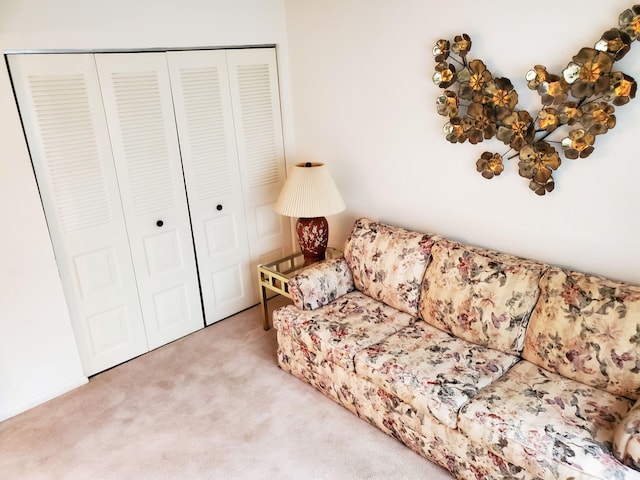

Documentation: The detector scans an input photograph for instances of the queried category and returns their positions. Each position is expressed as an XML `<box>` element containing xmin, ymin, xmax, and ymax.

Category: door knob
<box><xmin>216</xmin><ymin>204</ymin><xmax>223</xmax><ymax>211</ymax></box>
<box><xmin>156</xmin><ymin>220</ymin><xmax>164</xmax><ymax>227</ymax></box>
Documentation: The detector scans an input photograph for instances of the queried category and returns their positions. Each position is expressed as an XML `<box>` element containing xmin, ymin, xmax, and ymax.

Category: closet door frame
<box><xmin>8</xmin><ymin>46</ymin><xmax>292</xmax><ymax>372</ymax></box>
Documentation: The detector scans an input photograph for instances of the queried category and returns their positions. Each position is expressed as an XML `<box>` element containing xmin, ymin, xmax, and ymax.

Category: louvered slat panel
<box><xmin>29</xmin><ymin>75</ymin><xmax>112</xmax><ymax>233</ymax></box>
<box><xmin>235</xmin><ymin>64</ymin><xmax>280</xmax><ymax>188</ymax></box>
<box><xmin>178</xmin><ymin>66</ymin><xmax>233</xmax><ymax>201</ymax></box>
<box><xmin>167</xmin><ymin>49</ymin><xmax>255</xmax><ymax>324</ymax></box>
<box><xmin>109</xmin><ymin>71</ymin><xmax>176</xmax><ymax>216</ymax></box>
<box><xmin>9</xmin><ymin>53</ymin><xmax>151</xmax><ymax>375</ymax></box>
<box><xmin>95</xmin><ymin>52</ymin><xmax>204</xmax><ymax>349</ymax></box>
<box><xmin>226</xmin><ymin>48</ymin><xmax>291</xmax><ymax>303</ymax></box>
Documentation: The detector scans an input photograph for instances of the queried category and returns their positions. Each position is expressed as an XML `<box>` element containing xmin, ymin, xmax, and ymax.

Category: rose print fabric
<box><xmin>273</xmin><ymin>290</ymin><xmax>415</xmax><ymax>372</ymax></box>
<box><xmin>354</xmin><ymin>320</ymin><xmax>519</xmax><ymax>428</ymax></box>
<box><xmin>420</xmin><ymin>239</ymin><xmax>546</xmax><ymax>355</ymax></box>
<box><xmin>459</xmin><ymin>361</ymin><xmax>636</xmax><ymax>480</ymax></box>
<box><xmin>273</xmin><ymin>218</ymin><xmax>640</xmax><ymax>479</ymax></box>
<box><xmin>288</xmin><ymin>256</ymin><xmax>355</xmax><ymax>310</ymax></box>
<box><xmin>523</xmin><ymin>267</ymin><xmax>640</xmax><ymax>400</ymax></box>
<box><xmin>277</xmin><ymin>321</ymin><xmax>543</xmax><ymax>480</ymax></box>
<box><xmin>343</xmin><ymin>218</ymin><xmax>439</xmax><ymax>316</ymax></box>
<box><xmin>276</xmin><ymin>328</ymin><xmax>360</xmax><ymax>415</ymax></box>
<box><xmin>614</xmin><ymin>398</ymin><xmax>640</xmax><ymax>469</ymax></box>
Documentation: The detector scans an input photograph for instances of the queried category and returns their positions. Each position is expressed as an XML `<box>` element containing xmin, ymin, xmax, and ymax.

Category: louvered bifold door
<box><xmin>8</xmin><ymin>53</ymin><xmax>148</xmax><ymax>375</ymax></box>
<box><xmin>166</xmin><ymin>50</ymin><xmax>254</xmax><ymax>325</ymax></box>
<box><xmin>94</xmin><ymin>53</ymin><xmax>204</xmax><ymax>349</ymax></box>
<box><xmin>226</xmin><ymin>48</ymin><xmax>292</xmax><ymax>280</ymax></box>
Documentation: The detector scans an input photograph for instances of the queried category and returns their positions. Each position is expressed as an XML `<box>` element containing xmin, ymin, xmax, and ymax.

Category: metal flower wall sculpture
<box><xmin>432</xmin><ymin>5</ymin><xmax>639</xmax><ymax>195</ymax></box>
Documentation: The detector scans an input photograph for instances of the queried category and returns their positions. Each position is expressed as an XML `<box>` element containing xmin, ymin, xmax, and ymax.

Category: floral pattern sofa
<box><xmin>273</xmin><ymin>217</ymin><xmax>640</xmax><ymax>480</ymax></box>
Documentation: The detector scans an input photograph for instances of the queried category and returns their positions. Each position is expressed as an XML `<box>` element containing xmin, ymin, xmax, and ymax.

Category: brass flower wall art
<box><xmin>432</xmin><ymin>5</ymin><xmax>639</xmax><ymax>195</ymax></box>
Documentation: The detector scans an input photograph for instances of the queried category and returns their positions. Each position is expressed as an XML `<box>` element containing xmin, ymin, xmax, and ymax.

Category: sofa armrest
<box><xmin>289</xmin><ymin>256</ymin><xmax>355</xmax><ymax>310</ymax></box>
<box><xmin>614</xmin><ymin>398</ymin><xmax>640</xmax><ymax>470</ymax></box>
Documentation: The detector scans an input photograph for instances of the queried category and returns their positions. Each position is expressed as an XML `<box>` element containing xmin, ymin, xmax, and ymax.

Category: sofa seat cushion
<box><xmin>458</xmin><ymin>361</ymin><xmax>636</xmax><ymax>480</ymax></box>
<box><xmin>419</xmin><ymin>239</ymin><xmax>546</xmax><ymax>355</ymax></box>
<box><xmin>272</xmin><ymin>290</ymin><xmax>416</xmax><ymax>372</ymax></box>
<box><xmin>523</xmin><ymin>266</ymin><xmax>640</xmax><ymax>401</ymax></box>
<box><xmin>343</xmin><ymin>217</ymin><xmax>438</xmax><ymax>316</ymax></box>
<box><xmin>354</xmin><ymin>320</ymin><xmax>519</xmax><ymax>429</ymax></box>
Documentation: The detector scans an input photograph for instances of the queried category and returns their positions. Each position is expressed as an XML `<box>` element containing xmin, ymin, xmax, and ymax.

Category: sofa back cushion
<box><xmin>419</xmin><ymin>239</ymin><xmax>546</xmax><ymax>355</ymax></box>
<box><xmin>343</xmin><ymin>218</ymin><xmax>438</xmax><ymax>316</ymax></box>
<box><xmin>523</xmin><ymin>267</ymin><xmax>640</xmax><ymax>400</ymax></box>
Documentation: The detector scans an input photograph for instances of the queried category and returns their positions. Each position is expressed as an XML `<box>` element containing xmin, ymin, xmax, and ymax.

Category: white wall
<box><xmin>0</xmin><ymin>0</ymin><xmax>292</xmax><ymax>420</ymax></box>
<box><xmin>284</xmin><ymin>0</ymin><xmax>640</xmax><ymax>285</ymax></box>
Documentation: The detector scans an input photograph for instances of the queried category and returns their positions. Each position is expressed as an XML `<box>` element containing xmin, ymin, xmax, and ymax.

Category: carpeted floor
<box><xmin>0</xmin><ymin>297</ymin><xmax>453</xmax><ymax>480</ymax></box>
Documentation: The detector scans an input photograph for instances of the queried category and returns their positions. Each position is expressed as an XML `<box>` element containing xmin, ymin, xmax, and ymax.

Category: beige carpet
<box><xmin>0</xmin><ymin>297</ymin><xmax>453</xmax><ymax>480</ymax></box>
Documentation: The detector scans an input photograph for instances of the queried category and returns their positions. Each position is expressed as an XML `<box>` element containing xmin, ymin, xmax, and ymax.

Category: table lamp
<box><xmin>274</xmin><ymin>162</ymin><xmax>345</xmax><ymax>263</ymax></box>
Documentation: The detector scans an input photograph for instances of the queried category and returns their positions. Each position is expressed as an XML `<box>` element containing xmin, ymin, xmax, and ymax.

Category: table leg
<box><xmin>260</xmin><ymin>283</ymin><xmax>270</xmax><ymax>330</ymax></box>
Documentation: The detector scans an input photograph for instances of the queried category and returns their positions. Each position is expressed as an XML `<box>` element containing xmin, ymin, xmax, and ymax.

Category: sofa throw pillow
<box><xmin>343</xmin><ymin>218</ymin><xmax>438</xmax><ymax>317</ymax></box>
<box><xmin>289</xmin><ymin>256</ymin><xmax>355</xmax><ymax>310</ymax></box>
<box><xmin>419</xmin><ymin>239</ymin><xmax>546</xmax><ymax>356</ymax></box>
<box><xmin>523</xmin><ymin>267</ymin><xmax>640</xmax><ymax>400</ymax></box>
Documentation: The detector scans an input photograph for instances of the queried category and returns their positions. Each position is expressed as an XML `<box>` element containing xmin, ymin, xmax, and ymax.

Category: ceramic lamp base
<box><xmin>296</xmin><ymin>217</ymin><xmax>329</xmax><ymax>263</ymax></box>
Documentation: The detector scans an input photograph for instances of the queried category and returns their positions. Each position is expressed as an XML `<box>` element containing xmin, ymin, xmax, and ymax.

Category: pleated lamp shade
<box><xmin>275</xmin><ymin>162</ymin><xmax>345</xmax><ymax>262</ymax></box>
<box><xmin>274</xmin><ymin>162</ymin><xmax>345</xmax><ymax>218</ymax></box>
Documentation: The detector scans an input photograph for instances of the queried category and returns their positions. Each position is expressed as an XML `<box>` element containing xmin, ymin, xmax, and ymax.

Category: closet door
<box><xmin>166</xmin><ymin>50</ymin><xmax>254</xmax><ymax>325</ymax></box>
<box><xmin>226</xmin><ymin>48</ymin><xmax>292</xmax><ymax>276</ymax></box>
<box><xmin>94</xmin><ymin>53</ymin><xmax>204</xmax><ymax>349</ymax></box>
<box><xmin>8</xmin><ymin>54</ymin><xmax>148</xmax><ymax>375</ymax></box>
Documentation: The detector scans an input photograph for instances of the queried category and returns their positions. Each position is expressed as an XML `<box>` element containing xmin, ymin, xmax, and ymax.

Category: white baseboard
<box><xmin>0</xmin><ymin>375</ymin><xmax>88</xmax><ymax>422</ymax></box>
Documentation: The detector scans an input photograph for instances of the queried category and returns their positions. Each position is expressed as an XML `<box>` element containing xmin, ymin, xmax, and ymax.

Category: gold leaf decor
<box><xmin>432</xmin><ymin>5</ymin><xmax>639</xmax><ymax>195</ymax></box>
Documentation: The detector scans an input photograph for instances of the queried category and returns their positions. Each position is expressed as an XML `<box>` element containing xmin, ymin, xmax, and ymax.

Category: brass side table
<box><xmin>258</xmin><ymin>247</ymin><xmax>341</xmax><ymax>330</ymax></box>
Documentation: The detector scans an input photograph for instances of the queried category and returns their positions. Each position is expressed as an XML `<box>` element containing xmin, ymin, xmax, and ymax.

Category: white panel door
<box><xmin>226</xmin><ymin>48</ymin><xmax>292</xmax><ymax>281</ymax></box>
<box><xmin>8</xmin><ymin>54</ymin><xmax>148</xmax><ymax>375</ymax></box>
<box><xmin>166</xmin><ymin>50</ymin><xmax>254</xmax><ymax>325</ymax></box>
<box><xmin>94</xmin><ymin>53</ymin><xmax>204</xmax><ymax>349</ymax></box>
